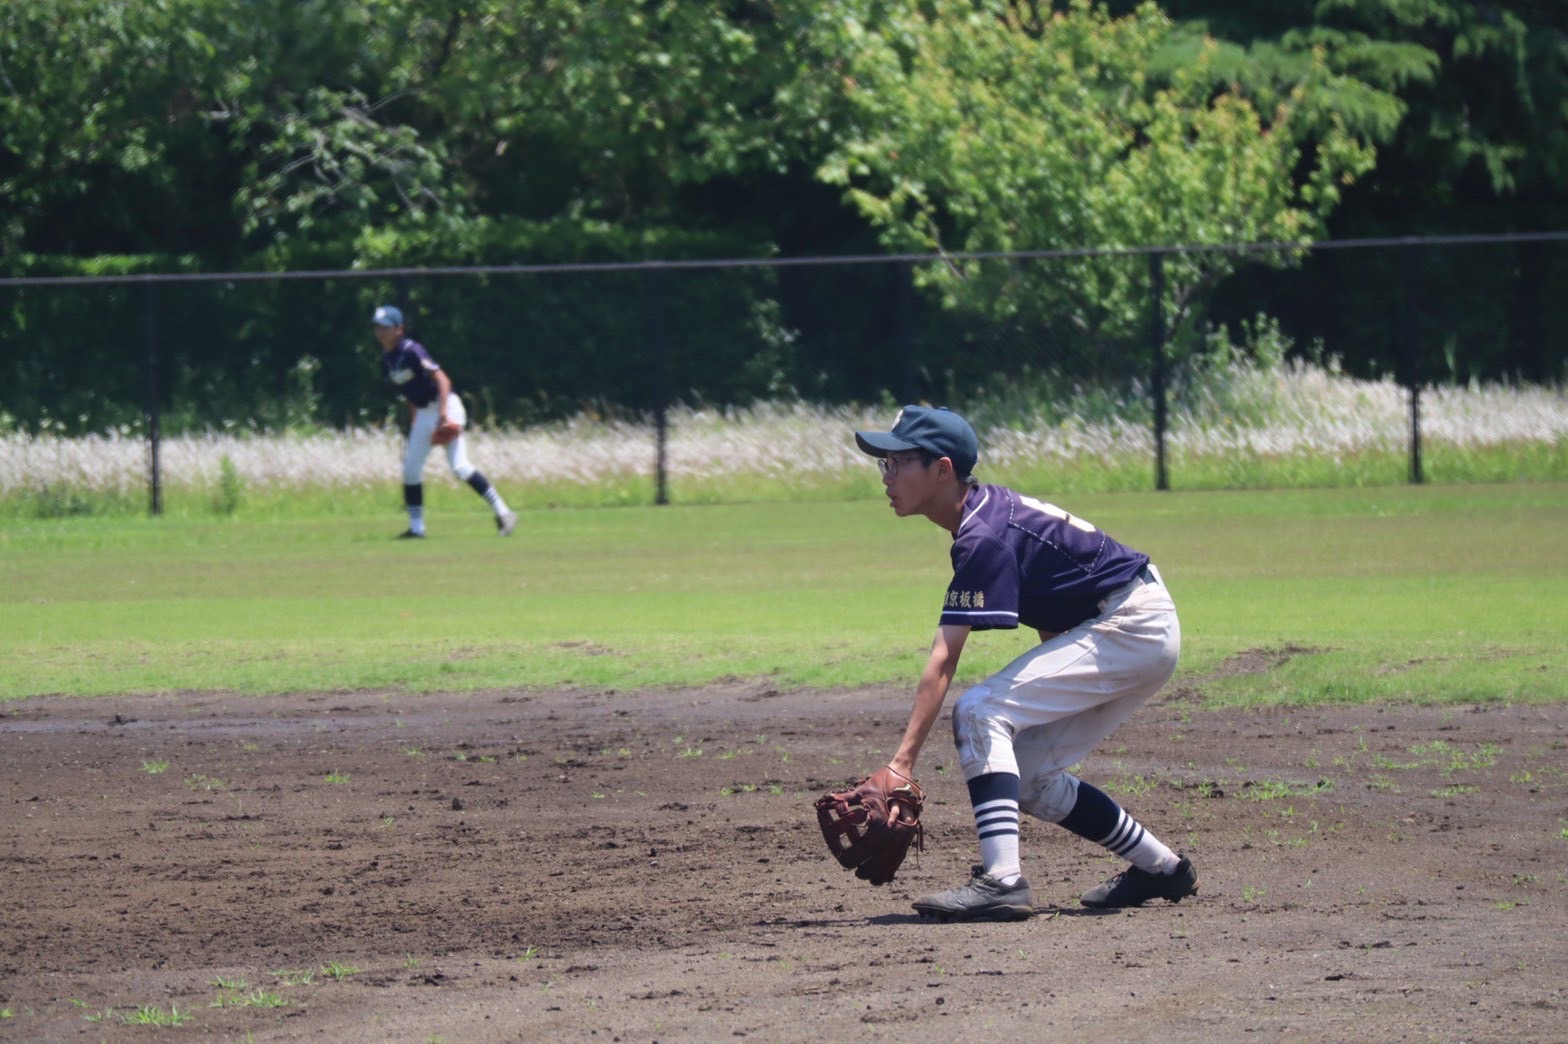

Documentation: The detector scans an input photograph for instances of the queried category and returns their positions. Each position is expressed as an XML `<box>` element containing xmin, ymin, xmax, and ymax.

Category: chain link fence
<box><xmin>2</xmin><ymin>233</ymin><xmax>1565</xmax><ymax>512</ymax></box>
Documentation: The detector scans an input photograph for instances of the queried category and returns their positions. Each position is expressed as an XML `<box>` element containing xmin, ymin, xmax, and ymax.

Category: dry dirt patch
<box><xmin>2</xmin><ymin>686</ymin><xmax>1565</xmax><ymax>1042</ymax></box>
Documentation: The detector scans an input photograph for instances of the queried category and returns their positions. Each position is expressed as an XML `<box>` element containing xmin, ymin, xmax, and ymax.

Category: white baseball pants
<box><xmin>950</xmin><ymin>567</ymin><xmax>1180</xmax><ymax>821</ymax></box>
<box><xmin>404</xmin><ymin>392</ymin><xmax>475</xmax><ymax>484</ymax></box>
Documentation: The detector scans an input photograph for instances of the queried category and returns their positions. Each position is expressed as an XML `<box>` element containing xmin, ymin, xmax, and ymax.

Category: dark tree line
<box><xmin>3</xmin><ymin>1</ymin><xmax>1564</xmax><ymax>433</ymax></box>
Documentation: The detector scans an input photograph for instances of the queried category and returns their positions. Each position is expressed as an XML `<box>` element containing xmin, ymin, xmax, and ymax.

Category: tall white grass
<box><xmin>2</xmin><ymin>364</ymin><xmax>1564</xmax><ymax>495</ymax></box>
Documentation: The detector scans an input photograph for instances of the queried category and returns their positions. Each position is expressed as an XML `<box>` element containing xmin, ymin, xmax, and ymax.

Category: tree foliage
<box><xmin>1</xmin><ymin>0</ymin><xmax>1564</xmax><ymax>434</ymax></box>
<box><xmin>816</xmin><ymin>0</ymin><xmax>1376</xmax><ymax>350</ymax></box>
<box><xmin>6</xmin><ymin>0</ymin><xmax>1561</xmax><ymax>259</ymax></box>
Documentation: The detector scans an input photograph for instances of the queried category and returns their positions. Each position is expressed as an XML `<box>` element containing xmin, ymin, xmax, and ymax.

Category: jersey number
<box><xmin>1020</xmin><ymin>495</ymin><xmax>1098</xmax><ymax>533</ymax></box>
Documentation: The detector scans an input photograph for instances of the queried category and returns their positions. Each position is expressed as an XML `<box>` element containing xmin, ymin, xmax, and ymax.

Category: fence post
<box><xmin>897</xmin><ymin>261</ymin><xmax>919</xmax><ymax>404</ymax></box>
<box><xmin>1401</xmin><ymin>244</ymin><xmax>1424</xmax><ymax>485</ymax></box>
<box><xmin>143</xmin><ymin>280</ymin><xmax>163</xmax><ymax>516</ymax></box>
<box><xmin>1149</xmin><ymin>252</ymin><xmax>1169</xmax><ymax>492</ymax></box>
<box><xmin>645</xmin><ymin>267</ymin><xmax>669</xmax><ymax>505</ymax></box>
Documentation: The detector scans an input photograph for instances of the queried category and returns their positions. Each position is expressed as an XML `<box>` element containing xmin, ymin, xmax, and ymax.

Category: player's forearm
<box><xmin>888</xmin><ymin>626</ymin><xmax>967</xmax><ymax>776</ymax></box>
<box><xmin>434</xmin><ymin>372</ymin><xmax>453</xmax><ymax>418</ymax></box>
<box><xmin>888</xmin><ymin>677</ymin><xmax>948</xmax><ymax>776</ymax></box>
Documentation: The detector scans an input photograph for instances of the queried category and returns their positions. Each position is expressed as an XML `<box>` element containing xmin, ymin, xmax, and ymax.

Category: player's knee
<box><xmin>1020</xmin><ymin>771</ymin><xmax>1079</xmax><ymax>823</ymax></box>
<box><xmin>953</xmin><ymin>684</ymin><xmax>1004</xmax><ymax>733</ymax></box>
<box><xmin>952</xmin><ymin>684</ymin><xmax>1013</xmax><ymax>778</ymax></box>
<box><xmin>452</xmin><ymin>462</ymin><xmax>476</xmax><ymax>481</ymax></box>
<box><xmin>951</xmin><ymin>685</ymin><xmax>986</xmax><ymax>748</ymax></box>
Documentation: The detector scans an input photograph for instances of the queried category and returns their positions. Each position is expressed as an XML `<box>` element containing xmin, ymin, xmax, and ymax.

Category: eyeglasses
<box><xmin>878</xmin><ymin>453</ymin><xmax>930</xmax><ymax>478</ymax></box>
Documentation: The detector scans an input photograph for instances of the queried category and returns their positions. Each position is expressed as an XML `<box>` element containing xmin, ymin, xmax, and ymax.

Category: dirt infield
<box><xmin>2</xmin><ymin>683</ymin><xmax>1565</xmax><ymax>1042</ymax></box>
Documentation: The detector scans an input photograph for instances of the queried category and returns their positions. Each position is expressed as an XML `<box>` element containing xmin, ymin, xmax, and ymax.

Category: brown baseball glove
<box><xmin>815</xmin><ymin>765</ymin><xmax>924</xmax><ymax>886</ymax></box>
<box><xmin>430</xmin><ymin>419</ymin><xmax>462</xmax><ymax>446</ymax></box>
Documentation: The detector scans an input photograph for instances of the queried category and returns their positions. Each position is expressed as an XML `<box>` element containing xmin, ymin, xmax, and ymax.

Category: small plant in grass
<box><xmin>211</xmin><ymin>988</ymin><xmax>286</xmax><ymax>1009</ymax></box>
<box><xmin>184</xmin><ymin>773</ymin><xmax>228</xmax><ymax>791</ymax></box>
<box><xmin>213</xmin><ymin>454</ymin><xmax>245</xmax><ymax>515</ymax></box>
<box><xmin>1247</xmin><ymin>778</ymin><xmax>1334</xmax><ymax>801</ymax></box>
<box><xmin>1240</xmin><ymin>885</ymin><xmax>1266</xmax><ymax>905</ymax></box>
<box><xmin>209</xmin><ymin>975</ymin><xmax>249</xmax><ymax>990</ymax></box>
<box><xmin>324</xmin><ymin>772</ymin><xmax>350</xmax><ymax>784</ymax></box>
<box><xmin>1409</xmin><ymin>740</ymin><xmax>1501</xmax><ymax>774</ymax></box>
<box><xmin>1104</xmin><ymin>773</ymin><xmax>1156</xmax><ymax>798</ymax></box>
<box><xmin>272</xmin><ymin>968</ymin><xmax>314</xmax><ymax>987</ymax></box>
<box><xmin>516</xmin><ymin>946</ymin><xmax>540</xmax><ymax>962</ymax></box>
<box><xmin>678</xmin><ymin>746</ymin><xmax>703</xmax><ymax>759</ymax></box>
<box><xmin>403</xmin><ymin>747</ymin><xmax>425</xmax><ymax>758</ymax></box>
<box><xmin>141</xmin><ymin>759</ymin><xmax>170</xmax><ymax>774</ymax></box>
<box><xmin>121</xmin><ymin>1004</ymin><xmax>191</xmax><ymax>1026</ymax></box>
<box><xmin>320</xmin><ymin>960</ymin><xmax>359</xmax><ymax>981</ymax></box>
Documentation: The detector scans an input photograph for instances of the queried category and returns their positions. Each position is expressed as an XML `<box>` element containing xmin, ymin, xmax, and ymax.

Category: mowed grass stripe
<box><xmin>1</xmin><ymin>485</ymin><xmax>1563</xmax><ymax>703</ymax></box>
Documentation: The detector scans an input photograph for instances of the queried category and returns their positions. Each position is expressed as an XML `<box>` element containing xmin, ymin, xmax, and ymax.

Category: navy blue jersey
<box><xmin>942</xmin><ymin>484</ymin><xmax>1150</xmax><ymax>634</ymax></box>
<box><xmin>381</xmin><ymin>337</ymin><xmax>443</xmax><ymax>407</ymax></box>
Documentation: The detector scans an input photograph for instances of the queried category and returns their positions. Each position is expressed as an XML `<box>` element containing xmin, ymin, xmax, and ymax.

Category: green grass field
<box><xmin>2</xmin><ymin>482</ymin><xmax>1564</xmax><ymax>706</ymax></box>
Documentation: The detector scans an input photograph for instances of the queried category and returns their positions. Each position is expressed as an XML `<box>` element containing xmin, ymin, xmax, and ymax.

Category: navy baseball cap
<box><xmin>855</xmin><ymin>405</ymin><xmax>978</xmax><ymax>479</ymax></box>
<box><xmin>371</xmin><ymin>305</ymin><xmax>404</xmax><ymax>327</ymax></box>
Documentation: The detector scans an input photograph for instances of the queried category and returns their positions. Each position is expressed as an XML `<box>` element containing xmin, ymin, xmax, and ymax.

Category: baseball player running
<box><xmin>371</xmin><ymin>305</ymin><xmax>517</xmax><ymax>539</ymax></box>
<box><xmin>853</xmin><ymin>405</ymin><xmax>1197</xmax><ymax>920</ymax></box>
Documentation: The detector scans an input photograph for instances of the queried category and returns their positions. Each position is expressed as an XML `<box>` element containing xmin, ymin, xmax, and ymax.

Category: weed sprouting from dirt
<box><xmin>120</xmin><ymin>1004</ymin><xmax>191</xmax><ymax>1026</ymax></box>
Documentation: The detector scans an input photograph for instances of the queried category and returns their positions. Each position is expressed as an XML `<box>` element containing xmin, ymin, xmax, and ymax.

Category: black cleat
<box><xmin>1080</xmin><ymin>856</ymin><xmax>1198</xmax><ymax>909</ymax></box>
<box><xmin>395</xmin><ymin>529</ymin><xmax>425</xmax><ymax>540</ymax></box>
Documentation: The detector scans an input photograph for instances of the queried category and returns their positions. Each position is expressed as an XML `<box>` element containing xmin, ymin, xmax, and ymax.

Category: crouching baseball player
<box><xmin>853</xmin><ymin>405</ymin><xmax>1197</xmax><ymax>920</ymax></box>
<box><xmin>371</xmin><ymin>305</ymin><xmax>517</xmax><ymax>539</ymax></box>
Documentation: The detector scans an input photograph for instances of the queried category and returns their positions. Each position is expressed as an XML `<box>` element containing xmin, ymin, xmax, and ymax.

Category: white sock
<box><xmin>1099</xmin><ymin>809</ymin><xmax>1179</xmax><ymax>874</ymax></box>
<box><xmin>481</xmin><ymin>487</ymin><xmax>509</xmax><ymax>515</ymax></box>
<box><xmin>407</xmin><ymin>507</ymin><xmax>425</xmax><ymax>536</ymax></box>
<box><xmin>974</xmin><ymin>798</ymin><xmax>1022</xmax><ymax>885</ymax></box>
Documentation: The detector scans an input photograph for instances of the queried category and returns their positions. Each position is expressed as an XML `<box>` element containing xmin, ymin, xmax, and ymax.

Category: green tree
<box><xmin>816</xmin><ymin>0</ymin><xmax>1375</xmax><ymax>355</ymax></box>
<box><xmin>1133</xmin><ymin>0</ymin><xmax>1568</xmax><ymax>380</ymax></box>
<box><xmin>0</xmin><ymin>0</ymin><xmax>237</xmax><ymax>257</ymax></box>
